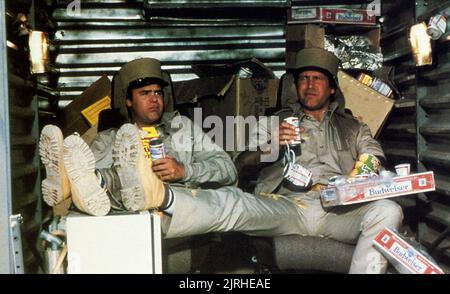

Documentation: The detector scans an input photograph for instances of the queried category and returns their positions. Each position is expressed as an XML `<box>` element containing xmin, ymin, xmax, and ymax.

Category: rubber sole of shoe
<box><xmin>63</xmin><ymin>134</ymin><xmax>111</xmax><ymax>216</ymax></box>
<box><xmin>39</xmin><ymin>125</ymin><xmax>71</xmax><ymax>207</ymax></box>
<box><xmin>113</xmin><ymin>124</ymin><xmax>164</xmax><ymax>211</ymax></box>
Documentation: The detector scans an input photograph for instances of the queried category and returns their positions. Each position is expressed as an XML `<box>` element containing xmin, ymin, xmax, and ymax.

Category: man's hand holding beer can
<box><xmin>278</xmin><ymin>117</ymin><xmax>302</xmax><ymax>147</ymax></box>
<box><xmin>152</xmin><ymin>155</ymin><xmax>186</xmax><ymax>182</ymax></box>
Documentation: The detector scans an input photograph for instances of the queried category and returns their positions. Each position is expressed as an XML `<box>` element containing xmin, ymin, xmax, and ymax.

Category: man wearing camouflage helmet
<box><xmin>39</xmin><ymin>57</ymin><xmax>237</xmax><ymax>216</ymax></box>
<box><xmin>235</xmin><ymin>47</ymin><xmax>404</xmax><ymax>274</ymax></box>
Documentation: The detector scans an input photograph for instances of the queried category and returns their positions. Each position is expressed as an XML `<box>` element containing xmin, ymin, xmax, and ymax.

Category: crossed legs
<box><xmin>39</xmin><ymin>124</ymin><xmax>165</xmax><ymax>216</ymax></box>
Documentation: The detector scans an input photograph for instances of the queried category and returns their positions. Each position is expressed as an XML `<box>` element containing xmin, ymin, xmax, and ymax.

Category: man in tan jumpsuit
<box><xmin>40</xmin><ymin>57</ymin><xmax>237</xmax><ymax>216</ymax></box>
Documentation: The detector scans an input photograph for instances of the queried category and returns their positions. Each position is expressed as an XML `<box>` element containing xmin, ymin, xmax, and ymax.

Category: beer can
<box><xmin>395</xmin><ymin>163</ymin><xmax>410</xmax><ymax>176</ymax></box>
<box><xmin>283</xmin><ymin>162</ymin><xmax>312</xmax><ymax>188</ymax></box>
<box><xmin>427</xmin><ymin>14</ymin><xmax>447</xmax><ymax>40</ymax></box>
<box><xmin>149</xmin><ymin>138</ymin><xmax>165</xmax><ymax>161</ymax></box>
<box><xmin>283</xmin><ymin>116</ymin><xmax>302</xmax><ymax>146</ymax></box>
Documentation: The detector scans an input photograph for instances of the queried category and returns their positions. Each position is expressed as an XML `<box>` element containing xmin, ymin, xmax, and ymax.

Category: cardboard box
<box><xmin>226</xmin><ymin>76</ymin><xmax>278</xmax><ymax>150</ymax></box>
<box><xmin>66</xmin><ymin>211</ymin><xmax>162</xmax><ymax>274</ymax></box>
<box><xmin>174</xmin><ymin>59</ymin><xmax>279</xmax><ymax>152</ymax></box>
<box><xmin>285</xmin><ymin>24</ymin><xmax>325</xmax><ymax>70</ymax></box>
<box><xmin>338</xmin><ymin>70</ymin><xmax>394</xmax><ymax>138</ymax></box>
<box><xmin>288</xmin><ymin>7</ymin><xmax>377</xmax><ymax>25</ymax></box>
<box><xmin>285</xmin><ymin>24</ymin><xmax>380</xmax><ymax>69</ymax></box>
<box><xmin>373</xmin><ymin>228</ymin><xmax>444</xmax><ymax>274</ymax></box>
<box><xmin>59</xmin><ymin>75</ymin><xmax>111</xmax><ymax>137</ymax></box>
<box><xmin>320</xmin><ymin>171</ymin><xmax>436</xmax><ymax>207</ymax></box>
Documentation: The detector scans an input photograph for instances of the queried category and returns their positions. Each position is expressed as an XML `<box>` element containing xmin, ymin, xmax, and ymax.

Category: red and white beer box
<box><xmin>288</xmin><ymin>7</ymin><xmax>377</xmax><ymax>25</ymax></box>
<box><xmin>320</xmin><ymin>171</ymin><xmax>435</xmax><ymax>207</ymax></box>
<box><xmin>373</xmin><ymin>228</ymin><xmax>444</xmax><ymax>274</ymax></box>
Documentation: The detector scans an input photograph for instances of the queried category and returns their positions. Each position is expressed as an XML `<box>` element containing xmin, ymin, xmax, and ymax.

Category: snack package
<box><xmin>349</xmin><ymin>153</ymin><xmax>380</xmax><ymax>177</ymax></box>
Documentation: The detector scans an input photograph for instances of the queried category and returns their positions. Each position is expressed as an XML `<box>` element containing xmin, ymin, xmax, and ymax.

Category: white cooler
<box><xmin>66</xmin><ymin>211</ymin><xmax>162</xmax><ymax>274</ymax></box>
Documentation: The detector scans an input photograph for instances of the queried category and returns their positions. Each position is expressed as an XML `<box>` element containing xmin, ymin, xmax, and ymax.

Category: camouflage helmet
<box><xmin>293</xmin><ymin>47</ymin><xmax>346</xmax><ymax>113</ymax></box>
<box><xmin>116</xmin><ymin>58</ymin><xmax>168</xmax><ymax>91</ymax></box>
<box><xmin>113</xmin><ymin>58</ymin><xmax>169</xmax><ymax>120</ymax></box>
<box><xmin>293</xmin><ymin>47</ymin><xmax>340</xmax><ymax>82</ymax></box>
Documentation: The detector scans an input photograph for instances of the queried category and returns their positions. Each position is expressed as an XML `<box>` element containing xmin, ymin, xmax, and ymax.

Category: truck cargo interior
<box><xmin>1</xmin><ymin>0</ymin><xmax>449</xmax><ymax>275</ymax></box>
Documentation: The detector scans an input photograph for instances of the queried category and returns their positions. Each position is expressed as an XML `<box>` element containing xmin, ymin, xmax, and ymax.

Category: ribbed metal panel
<box><xmin>7</xmin><ymin>58</ymin><xmax>43</xmax><ymax>274</ymax></box>
<box><xmin>0</xmin><ymin>0</ymin><xmax>14</xmax><ymax>274</ymax></box>
<box><xmin>145</xmin><ymin>0</ymin><xmax>289</xmax><ymax>8</ymax></box>
<box><xmin>52</xmin><ymin>0</ymin><xmax>287</xmax><ymax>108</ymax></box>
<box><xmin>415</xmin><ymin>0</ymin><xmax>450</xmax><ymax>271</ymax></box>
<box><xmin>379</xmin><ymin>0</ymin><xmax>417</xmax><ymax>172</ymax></box>
<box><xmin>380</xmin><ymin>0</ymin><xmax>450</xmax><ymax>271</ymax></box>
<box><xmin>5</xmin><ymin>0</ymin><xmax>50</xmax><ymax>273</ymax></box>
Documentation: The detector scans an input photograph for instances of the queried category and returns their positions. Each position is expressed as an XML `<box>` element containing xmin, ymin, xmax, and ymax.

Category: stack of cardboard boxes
<box><xmin>285</xmin><ymin>7</ymin><xmax>379</xmax><ymax>69</ymax></box>
<box><xmin>174</xmin><ymin>58</ymin><xmax>279</xmax><ymax>153</ymax></box>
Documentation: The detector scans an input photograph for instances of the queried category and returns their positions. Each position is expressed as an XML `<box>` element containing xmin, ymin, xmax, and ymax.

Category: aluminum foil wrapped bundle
<box><xmin>325</xmin><ymin>35</ymin><xmax>383</xmax><ymax>71</ymax></box>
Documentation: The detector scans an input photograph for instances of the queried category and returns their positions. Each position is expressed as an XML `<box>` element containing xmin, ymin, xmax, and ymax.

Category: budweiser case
<box><xmin>373</xmin><ymin>228</ymin><xmax>444</xmax><ymax>274</ymax></box>
<box><xmin>320</xmin><ymin>171</ymin><xmax>435</xmax><ymax>207</ymax></box>
<box><xmin>288</xmin><ymin>7</ymin><xmax>377</xmax><ymax>25</ymax></box>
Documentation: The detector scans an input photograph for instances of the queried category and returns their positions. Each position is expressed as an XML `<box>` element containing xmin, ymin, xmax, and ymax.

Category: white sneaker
<box><xmin>113</xmin><ymin>123</ymin><xmax>165</xmax><ymax>211</ymax></box>
<box><xmin>63</xmin><ymin>133</ymin><xmax>111</xmax><ymax>216</ymax></box>
<box><xmin>39</xmin><ymin>125</ymin><xmax>71</xmax><ymax>207</ymax></box>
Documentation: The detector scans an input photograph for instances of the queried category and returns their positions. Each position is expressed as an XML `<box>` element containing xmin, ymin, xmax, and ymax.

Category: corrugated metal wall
<box><xmin>381</xmin><ymin>0</ymin><xmax>450</xmax><ymax>272</ymax></box>
<box><xmin>415</xmin><ymin>0</ymin><xmax>450</xmax><ymax>273</ymax></box>
<box><xmin>5</xmin><ymin>0</ymin><xmax>50</xmax><ymax>273</ymax></box>
<box><xmin>379</xmin><ymin>1</ymin><xmax>418</xmax><ymax>210</ymax></box>
<box><xmin>145</xmin><ymin>0</ymin><xmax>288</xmax><ymax>7</ymax></box>
<box><xmin>0</xmin><ymin>0</ymin><xmax>14</xmax><ymax>274</ymax></box>
<box><xmin>53</xmin><ymin>0</ymin><xmax>288</xmax><ymax>109</ymax></box>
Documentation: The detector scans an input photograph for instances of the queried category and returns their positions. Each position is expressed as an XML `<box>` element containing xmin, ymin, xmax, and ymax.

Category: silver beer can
<box><xmin>149</xmin><ymin>138</ymin><xmax>165</xmax><ymax>161</ymax></box>
<box><xmin>427</xmin><ymin>14</ymin><xmax>447</xmax><ymax>40</ymax></box>
<box><xmin>283</xmin><ymin>162</ymin><xmax>312</xmax><ymax>188</ymax></box>
<box><xmin>283</xmin><ymin>116</ymin><xmax>302</xmax><ymax>146</ymax></box>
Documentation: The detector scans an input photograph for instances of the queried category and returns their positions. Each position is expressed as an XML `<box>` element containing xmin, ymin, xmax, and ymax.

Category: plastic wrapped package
<box><xmin>325</xmin><ymin>35</ymin><xmax>383</xmax><ymax>71</ymax></box>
